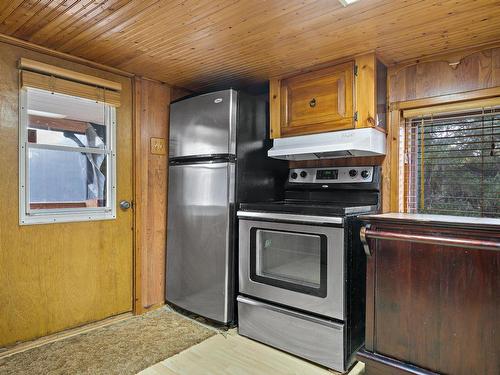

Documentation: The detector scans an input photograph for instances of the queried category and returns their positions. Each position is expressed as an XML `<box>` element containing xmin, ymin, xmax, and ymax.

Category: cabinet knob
<box><xmin>309</xmin><ymin>98</ymin><xmax>317</xmax><ymax>108</ymax></box>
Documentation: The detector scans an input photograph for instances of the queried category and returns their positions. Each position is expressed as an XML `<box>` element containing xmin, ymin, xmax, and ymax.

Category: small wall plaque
<box><xmin>150</xmin><ymin>137</ymin><xmax>166</xmax><ymax>155</ymax></box>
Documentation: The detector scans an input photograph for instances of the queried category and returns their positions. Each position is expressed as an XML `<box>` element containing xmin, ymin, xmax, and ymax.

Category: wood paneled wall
<box><xmin>389</xmin><ymin>47</ymin><xmax>500</xmax><ymax>103</ymax></box>
<box><xmin>0</xmin><ymin>41</ymin><xmax>134</xmax><ymax>347</ymax></box>
<box><xmin>171</xmin><ymin>86</ymin><xmax>193</xmax><ymax>102</ymax></box>
<box><xmin>134</xmin><ymin>77</ymin><xmax>171</xmax><ymax>312</ymax></box>
<box><xmin>385</xmin><ymin>46</ymin><xmax>500</xmax><ymax>212</ymax></box>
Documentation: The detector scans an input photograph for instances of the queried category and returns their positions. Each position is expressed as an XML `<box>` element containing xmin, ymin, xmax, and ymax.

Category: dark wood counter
<box><xmin>356</xmin><ymin>213</ymin><xmax>500</xmax><ymax>375</ymax></box>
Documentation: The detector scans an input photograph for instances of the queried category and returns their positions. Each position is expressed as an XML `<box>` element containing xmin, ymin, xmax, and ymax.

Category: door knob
<box><xmin>120</xmin><ymin>200</ymin><xmax>131</xmax><ymax>210</ymax></box>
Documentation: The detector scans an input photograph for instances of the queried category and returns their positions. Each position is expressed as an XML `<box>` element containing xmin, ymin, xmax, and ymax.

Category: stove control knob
<box><xmin>300</xmin><ymin>171</ymin><xmax>307</xmax><ymax>178</ymax></box>
<box><xmin>349</xmin><ymin>169</ymin><xmax>358</xmax><ymax>178</ymax></box>
<box><xmin>291</xmin><ymin>172</ymin><xmax>298</xmax><ymax>179</ymax></box>
<box><xmin>361</xmin><ymin>170</ymin><xmax>370</xmax><ymax>179</ymax></box>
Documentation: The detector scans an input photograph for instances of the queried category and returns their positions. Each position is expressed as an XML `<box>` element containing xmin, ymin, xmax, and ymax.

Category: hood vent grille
<box><xmin>315</xmin><ymin>150</ymin><xmax>353</xmax><ymax>158</ymax></box>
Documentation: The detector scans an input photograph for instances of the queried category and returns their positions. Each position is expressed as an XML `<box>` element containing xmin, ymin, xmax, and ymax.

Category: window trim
<box><xmin>19</xmin><ymin>88</ymin><xmax>117</xmax><ymax>225</ymax></box>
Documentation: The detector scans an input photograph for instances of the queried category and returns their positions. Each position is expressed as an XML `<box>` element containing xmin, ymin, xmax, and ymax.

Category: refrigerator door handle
<box><xmin>169</xmin><ymin>154</ymin><xmax>236</xmax><ymax>165</ymax></box>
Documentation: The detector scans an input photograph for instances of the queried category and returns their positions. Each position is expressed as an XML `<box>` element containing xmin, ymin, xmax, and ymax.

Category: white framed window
<box><xmin>19</xmin><ymin>87</ymin><xmax>117</xmax><ymax>225</ymax></box>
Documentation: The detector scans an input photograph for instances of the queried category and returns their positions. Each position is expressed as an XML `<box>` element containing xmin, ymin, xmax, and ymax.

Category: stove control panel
<box><xmin>289</xmin><ymin>166</ymin><xmax>374</xmax><ymax>183</ymax></box>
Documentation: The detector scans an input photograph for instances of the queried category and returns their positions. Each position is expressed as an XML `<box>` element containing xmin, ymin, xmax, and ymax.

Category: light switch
<box><xmin>150</xmin><ymin>137</ymin><xmax>166</xmax><ymax>155</ymax></box>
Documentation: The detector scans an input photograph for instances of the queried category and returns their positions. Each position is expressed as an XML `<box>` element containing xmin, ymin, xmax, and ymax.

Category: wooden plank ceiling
<box><xmin>1</xmin><ymin>0</ymin><xmax>500</xmax><ymax>91</ymax></box>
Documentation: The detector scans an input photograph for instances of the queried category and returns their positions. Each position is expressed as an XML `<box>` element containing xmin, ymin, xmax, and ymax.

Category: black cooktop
<box><xmin>239</xmin><ymin>200</ymin><xmax>378</xmax><ymax>217</ymax></box>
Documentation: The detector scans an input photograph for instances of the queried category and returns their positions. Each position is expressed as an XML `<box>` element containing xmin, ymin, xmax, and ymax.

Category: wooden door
<box><xmin>0</xmin><ymin>42</ymin><xmax>134</xmax><ymax>347</ymax></box>
<box><xmin>280</xmin><ymin>62</ymin><xmax>354</xmax><ymax>137</ymax></box>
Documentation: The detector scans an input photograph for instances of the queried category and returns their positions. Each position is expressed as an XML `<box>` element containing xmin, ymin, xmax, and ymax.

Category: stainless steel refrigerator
<box><xmin>166</xmin><ymin>89</ymin><xmax>285</xmax><ymax>324</ymax></box>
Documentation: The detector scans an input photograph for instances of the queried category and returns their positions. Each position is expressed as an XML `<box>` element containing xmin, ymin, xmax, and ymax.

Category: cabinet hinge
<box><xmin>354</xmin><ymin>65</ymin><xmax>358</xmax><ymax>76</ymax></box>
<box><xmin>354</xmin><ymin>111</ymin><xmax>358</xmax><ymax>121</ymax></box>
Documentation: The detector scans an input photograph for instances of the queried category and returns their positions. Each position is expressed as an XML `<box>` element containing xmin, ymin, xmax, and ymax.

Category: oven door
<box><xmin>238</xmin><ymin>212</ymin><xmax>344</xmax><ymax>320</ymax></box>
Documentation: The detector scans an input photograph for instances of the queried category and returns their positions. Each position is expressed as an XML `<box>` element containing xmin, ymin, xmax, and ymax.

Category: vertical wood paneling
<box><xmin>492</xmin><ymin>48</ymin><xmax>500</xmax><ymax>86</ymax></box>
<box><xmin>387</xmin><ymin>110</ymin><xmax>401</xmax><ymax>213</ymax></box>
<box><xmin>134</xmin><ymin>77</ymin><xmax>170</xmax><ymax>311</ymax></box>
<box><xmin>171</xmin><ymin>86</ymin><xmax>193</xmax><ymax>102</ymax></box>
<box><xmin>269</xmin><ymin>78</ymin><xmax>281</xmax><ymax>139</ymax></box>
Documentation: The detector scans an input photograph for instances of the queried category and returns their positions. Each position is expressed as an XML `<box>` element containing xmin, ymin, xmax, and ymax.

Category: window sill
<box><xmin>20</xmin><ymin>211</ymin><xmax>116</xmax><ymax>225</ymax></box>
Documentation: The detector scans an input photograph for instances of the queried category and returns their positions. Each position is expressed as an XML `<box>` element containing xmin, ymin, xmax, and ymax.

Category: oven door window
<box><xmin>250</xmin><ymin>228</ymin><xmax>327</xmax><ymax>297</ymax></box>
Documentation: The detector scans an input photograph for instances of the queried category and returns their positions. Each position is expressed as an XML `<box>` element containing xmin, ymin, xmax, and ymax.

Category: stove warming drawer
<box><xmin>237</xmin><ymin>296</ymin><xmax>346</xmax><ymax>372</ymax></box>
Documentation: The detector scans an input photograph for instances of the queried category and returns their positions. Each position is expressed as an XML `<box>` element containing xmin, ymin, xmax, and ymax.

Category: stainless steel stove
<box><xmin>236</xmin><ymin>166</ymin><xmax>380</xmax><ymax>372</ymax></box>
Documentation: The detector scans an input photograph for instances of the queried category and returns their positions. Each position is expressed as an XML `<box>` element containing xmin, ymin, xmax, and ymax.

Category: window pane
<box><xmin>406</xmin><ymin>111</ymin><xmax>500</xmax><ymax>218</ymax></box>
<box><xmin>255</xmin><ymin>230</ymin><xmax>322</xmax><ymax>288</ymax></box>
<box><xmin>28</xmin><ymin>124</ymin><xmax>107</xmax><ymax>149</ymax></box>
<box><xmin>29</xmin><ymin>148</ymin><xmax>108</xmax><ymax>209</ymax></box>
<box><xmin>27</xmin><ymin>88</ymin><xmax>107</xmax><ymax>149</ymax></box>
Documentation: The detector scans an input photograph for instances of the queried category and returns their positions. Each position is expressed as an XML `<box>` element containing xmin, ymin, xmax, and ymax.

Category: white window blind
<box><xmin>404</xmin><ymin>105</ymin><xmax>499</xmax><ymax>218</ymax></box>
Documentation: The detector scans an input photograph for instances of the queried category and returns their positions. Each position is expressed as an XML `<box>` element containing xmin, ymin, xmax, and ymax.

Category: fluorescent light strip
<box><xmin>339</xmin><ymin>0</ymin><xmax>360</xmax><ymax>6</ymax></box>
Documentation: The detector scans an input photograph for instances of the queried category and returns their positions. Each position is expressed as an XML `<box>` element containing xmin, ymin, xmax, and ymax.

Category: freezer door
<box><xmin>169</xmin><ymin>90</ymin><xmax>237</xmax><ymax>158</ymax></box>
<box><xmin>166</xmin><ymin>161</ymin><xmax>235</xmax><ymax>323</ymax></box>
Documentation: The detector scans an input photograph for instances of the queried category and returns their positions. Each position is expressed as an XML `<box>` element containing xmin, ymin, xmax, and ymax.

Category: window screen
<box><xmin>405</xmin><ymin>107</ymin><xmax>499</xmax><ymax>218</ymax></box>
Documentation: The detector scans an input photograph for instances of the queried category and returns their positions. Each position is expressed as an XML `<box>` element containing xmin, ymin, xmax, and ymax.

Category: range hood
<box><xmin>268</xmin><ymin>128</ymin><xmax>386</xmax><ymax>160</ymax></box>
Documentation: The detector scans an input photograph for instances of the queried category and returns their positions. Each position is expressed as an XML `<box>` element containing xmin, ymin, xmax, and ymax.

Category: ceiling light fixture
<box><xmin>27</xmin><ymin>109</ymin><xmax>66</xmax><ymax>119</ymax></box>
<box><xmin>339</xmin><ymin>0</ymin><xmax>360</xmax><ymax>6</ymax></box>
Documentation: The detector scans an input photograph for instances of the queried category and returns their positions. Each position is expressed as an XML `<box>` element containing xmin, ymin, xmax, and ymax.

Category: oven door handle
<box><xmin>237</xmin><ymin>211</ymin><xmax>343</xmax><ymax>225</ymax></box>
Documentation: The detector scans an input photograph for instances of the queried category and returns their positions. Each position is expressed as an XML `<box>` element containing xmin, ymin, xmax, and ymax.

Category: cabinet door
<box><xmin>363</xmin><ymin>223</ymin><xmax>500</xmax><ymax>375</ymax></box>
<box><xmin>280</xmin><ymin>62</ymin><xmax>354</xmax><ymax>137</ymax></box>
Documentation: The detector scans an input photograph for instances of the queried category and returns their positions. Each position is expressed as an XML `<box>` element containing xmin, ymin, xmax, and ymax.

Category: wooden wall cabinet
<box><xmin>270</xmin><ymin>53</ymin><xmax>387</xmax><ymax>138</ymax></box>
<box><xmin>273</xmin><ymin>62</ymin><xmax>354</xmax><ymax>137</ymax></box>
<box><xmin>357</xmin><ymin>214</ymin><xmax>500</xmax><ymax>375</ymax></box>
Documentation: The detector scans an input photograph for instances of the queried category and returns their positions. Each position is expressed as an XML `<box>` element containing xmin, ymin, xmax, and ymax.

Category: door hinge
<box><xmin>354</xmin><ymin>111</ymin><xmax>358</xmax><ymax>121</ymax></box>
<box><xmin>354</xmin><ymin>65</ymin><xmax>358</xmax><ymax>76</ymax></box>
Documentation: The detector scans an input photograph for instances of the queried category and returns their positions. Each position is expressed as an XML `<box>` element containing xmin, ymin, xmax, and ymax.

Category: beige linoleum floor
<box><xmin>138</xmin><ymin>329</ymin><xmax>365</xmax><ymax>375</ymax></box>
